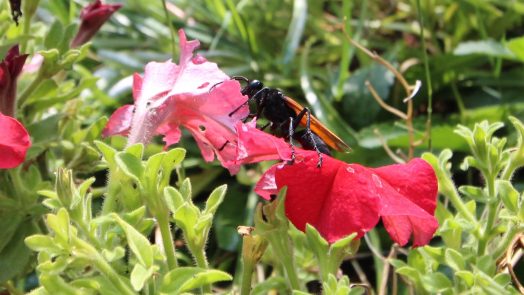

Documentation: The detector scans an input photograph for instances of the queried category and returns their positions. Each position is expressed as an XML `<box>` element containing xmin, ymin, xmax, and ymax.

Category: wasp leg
<box><xmin>218</xmin><ymin>140</ymin><xmax>230</xmax><ymax>151</ymax></box>
<box><xmin>229</xmin><ymin>87</ymin><xmax>270</xmax><ymax>119</ymax></box>
<box><xmin>209</xmin><ymin>81</ymin><xmax>224</xmax><ymax>93</ymax></box>
<box><xmin>287</xmin><ymin>117</ymin><xmax>296</xmax><ymax>165</ymax></box>
<box><xmin>228</xmin><ymin>100</ymin><xmax>250</xmax><ymax>117</ymax></box>
<box><xmin>292</xmin><ymin>108</ymin><xmax>323</xmax><ymax>167</ymax></box>
<box><xmin>259</xmin><ymin>121</ymin><xmax>272</xmax><ymax>131</ymax></box>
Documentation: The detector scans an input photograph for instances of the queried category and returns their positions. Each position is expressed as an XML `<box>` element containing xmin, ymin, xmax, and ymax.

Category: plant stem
<box><xmin>161</xmin><ymin>0</ymin><xmax>177</xmax><ymax>60</ymax></box>
<box><xmin>442</xmin><ymin>176</ymin><xmax>478</xmax><ymax>230</ymax></box>
<box><xmin>267</xmin><ymin>234</ymin><xmax>301</xmax><ymax>290</ymax></box>
<box><xmin>75</xmin><ymin>238</ymin><xmax>135</xmax><ymax>295</ymax></box>
<box><xmin>20</xmin><ymin>10</ymin><xmax>32</xmax><ymax>53</ymax></box>
<box><xmin>479</xmin><ymin>175</ymin><xmax>497</xmax><ymax>255</ymax></box>
<box><xmin>501</xmin><ymin>161</ymin><xmax>518</xmax><ymax>181</ymax></box>
<box><xmin>240</xmin><ymin>258</ymin><xmax>255</xmax><ymax>295</ymax></box>
<box><xmin>156</xmin><ymin>211</ymin><xmax>178</xmax><ymax>269</ymax></box>
<box><xmin>415</xmin><ymin>0</ymin><xmax>433</xmax><ymax>150</ymax></box>
<box><xmin>18</xmin><ymin>73</ymin><xmax>44</xmax><ymax>108</ymax></box>
<box><xmin>493</xmin><ymin>225</ymin><xmax>522</xmax><ymax>260</ymax></box>
<box><xmin>92</xmin><ymin>255</ymin><xmax>136</xmax><ymax>295</ymax></box>
<box><xmin>2</xmin><ymin>281</ymin><xmax>23</xmax><ymax>295</ymax></box>
<box><xmin>190</xmin><ymin>244</ymin><xmax>211</xmax><ymax>293</ymax></box>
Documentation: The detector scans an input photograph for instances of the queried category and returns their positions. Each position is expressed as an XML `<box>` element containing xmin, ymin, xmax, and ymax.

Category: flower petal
<box><xmin>254</xmin><ymin>164</ymin><xmax>280</xmax><ymax>200</ymax></box>
<box><xmin>236</xmin><ymin>119</ymin><xmax>292</xmax><ymax>164</ymax></box>
<box><xmin>373</xmin><ymin>158</ymin><xmax>438</xmax><ymax>214</ymax></box>
<box><xmin>102</xmin><ymin>104</ymin><xmax>134</xmax><ymax>137</ymax></box>
<box><xmin>372</xmin><ymin>159</ymin><xmax>439</xmax><ymax>246</ymax></box>
<box><xmin>0</xmin><ymin>113</ymin><xmax>31</xmax><ymax>169</ymax></box>
<box><xmin>273</xmin><ymin>150</ymin><xmax>382</xmax><ymax>243</ymax></box>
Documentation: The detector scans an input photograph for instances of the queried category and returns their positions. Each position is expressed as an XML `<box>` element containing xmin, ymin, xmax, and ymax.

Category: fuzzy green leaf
<box><xmin>160</xmin><ymin>267</ymin><xmax>232</xmax><ymax>294</ymax></box>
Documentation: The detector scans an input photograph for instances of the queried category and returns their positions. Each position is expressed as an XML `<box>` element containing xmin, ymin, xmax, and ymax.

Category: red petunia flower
<box><xmin>0</xmin><ymin>45</ymin><xmax>28</xmax><ymax>117</ymax></box>
<box><xmin>103</xmin><ymin>30</ymin><xmax>248</xmax><ymax>174</ymax></box>
<box><xmin>70</xmin><ymin>0</ymin><xmax>122</xmax><ymax>48</ymax></box>
<box><xmin>0</xmin><ymin>112</ymin><xmax>31</xmax><ymax>169</ymax></box>
<box><xmin>254</xmin><ymin>149</ymin><xmax>438</xmax><ymax>247</ymax></box>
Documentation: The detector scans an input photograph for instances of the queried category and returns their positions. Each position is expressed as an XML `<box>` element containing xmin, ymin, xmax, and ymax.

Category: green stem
<box><xmin>501</xmin><ymin>160</ymin><xmax>519</xmax><ymax>181</ymax></box>
<box><xmin>267</xmin><ymin>234</ymin><xmax>301</xmax><ymax>291</ymax></box>
<box><xmin>2</xmin><ymin>281</ymin><xmax>23</xmax><ymax>295</ymax></box>
<box><xmin>92</xmin><ymin>255</ymin><xmax>136</xmax><ymax>295</ymax></box>
<box><xmin>415</xmin><ymin>0</ymin><xmax>434</xmax><ymax>150</ymax></box>
<box><xmin>450</xmin><ymin>81</ymin><xmax>466</xmax><ymax>123</ymax></box>
<box><xmin>189</xmin><ymin>243</ymin><xmax>210</xmax><ymax>293</ymax></box>
<box><xmin>18</xmin><ymin>73</ymin><xmax>44</xmax><ymax>108</ymax></box>
<box><xmin>74</xmin><ymin>238</ymin><xmax>135</xmax><ymax>295</ymax></box>
<box><xmin>240</xmin><ymin>258</ymin><xmax>255</xmax><ymax>295</ymax></box>
<box><xmin>20</xmin><ymin>11</ymin><xmax>32</xmax><ymax>53</ymax></box>
<box><xmin>161</xmin><ymin>0</ymin><xmax>177</xmax><ymax>59</ymax></box>
<box><xmin>479</xmin><ymin>176</ymin><xmax>497</xmax><ymax>255</ymax></box>
<box><xmin>441</xmin><ymin>176</ymin><xmax>479</xmax><ymax>233</ymax></box>
<box><xmin>492</xmin><ymin>225</ymin><xmax>522</xmax><ymax>260</ymax></box>
<box><xmin>156</xmin><ymin>211</ymin><xmax>178</xmax><ymax>269</ymax></box>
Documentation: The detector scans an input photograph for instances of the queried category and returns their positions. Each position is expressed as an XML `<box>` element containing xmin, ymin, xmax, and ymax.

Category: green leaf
<box><xmin>203</xmin><ymin>184</ymin><xmax>227</xmax><ymax>215</ymax></box>
<box><xmin>281</xmin><ymin>0</ymin><xmax>307</xmax><ymax>64</ymax></box>
<box><xmin>458</xmin><ymin>185</ymin><xmax>487</xmax><ymax>202</ymax></box>
<box><xmin>40</xmin><ymin>274</ymin><xmax>83</xmax><ymax>295</ymax></box>
<box><xmin>160</xmin><ymin>267</ymin><xmax>232</xmax><ymax>294</ymax></box>
<box><xmin>179</xmin><ymin>178</ymin><xmax>192</xmax><ymax>201</ymax></box>
<box><xmin>95</xmin><ymin>141</ymin><xmax>117</xmax><ymax>168</ymax></box>
<box><xmin>25</xmin><ymin>235</ymin><xmax>61</xmax><ymax>253</ymax></box>
<box><xmin>130</xmin><ymin>264</ymin><xmax>154</xmax><ymax>291</ymax></box>
<box><xmin>124</xmin><ymin>143</ymin><xmax>144</xmax><ymax>159</ymax></box>
<box><xmin>497</xmin><ymin>180</ymin><xmax>519</xmax><ymax>213</ymax></box>
<box><xmin>102</xmin><ymin>247</ymin><xmax>125</xmax><ymax>262</ymax></box>
<box><xmin>112</xmin><ymin>214</ymin><xmax>153</xmax><ymax>268</ymax></box>
<box><xmin>421</xmin><ymin>273</ymin><xmax>452</xmax><ymax>293</ymax></box>
<box><xmin>251</xmin><ymin>276</ymin><xmax>288</xmax><ymax>295</ymax></box>
<box><xmin>115</xmin><ymin>152</ymin><xmax>144</xmax><ymax>182</ymax></box>
<box><xmin>0</xmin><ymin>213</ymin><xmax>22</xmax><ymax>252</ymax></box>
<box><xmin>455</xmin><ymin>270</ymin><xmax>475</xmax><ymax>286</ymax></box>
<box><xmin>0</xmin><ymin>220</ymin><xmax>36</xmax><ymax>282</ymax></box>
<box><xmin>44</xmin><ymin>20</ymin><xmax>64</xmax><ymax>49</ymax></box>
<box><xmin>453</xmin><ymin>40</ymin><xmax>515</xmax><ymax>59</ymax></box>
<box><xmin>173</xmin><ymin>204</ymin><xmax>199</xmax><ymax>236</ymax></box>
<box><xmin>476</xmin><ymin>255</ymin><xmax>496</xmax><ymax>276</ymax></box>
<box><xmin>164</xmin><ymin>187</ymin><xmax>185</xmax><ymax>214</ymax></box>
<box><xmin>395</xmin><ymin>266</ymin><xmax>420</xmax><ymax>283</ymax></box>
<box><xmin>305</xmin><ymin>224</ymin><xmax>329</xmax><ymax>254</ymax></box>
<box><xmin>444</xmin><ymin>248</ymin><xmax>465</xmax><ymax>271</ymax></box>
<box><xmin>46</xmin><ymin>208</ymin><xmax>71</xmax><ymax>245</ymax></box>
<box><xmin>507</xmin><ymin>36</ymin><xmax>524</xmax><ymax>61</ymax></box>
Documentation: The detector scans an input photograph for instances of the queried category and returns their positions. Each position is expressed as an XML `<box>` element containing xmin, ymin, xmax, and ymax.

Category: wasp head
<box><xmin>241</xmin><ymin>80</ymin><xmax>264</xmax><ymax>98</ymax></box>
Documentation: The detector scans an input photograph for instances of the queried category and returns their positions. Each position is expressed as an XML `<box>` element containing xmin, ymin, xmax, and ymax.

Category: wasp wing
<box><xmin>284</xmin><ymin>96</ymin><xmax>351</xmax><ymax>153</ymax></box>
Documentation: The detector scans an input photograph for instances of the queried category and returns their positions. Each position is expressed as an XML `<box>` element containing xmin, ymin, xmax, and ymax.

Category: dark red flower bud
<box><xmin>70</xmin><ymin>0</ymin><xmax>122</xmax><ymax>48</ymax></box>
<box><xmin>0</xmin><ymin>45</ymin><xmax>28</xmax><ymax>117</ymax></box>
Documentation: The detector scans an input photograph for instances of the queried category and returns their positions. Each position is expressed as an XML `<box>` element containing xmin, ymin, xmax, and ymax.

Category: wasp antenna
<box><xmin>231</xmin><ymin>76</ymin><xmax>250</xmax><ymax>83</ymax></box>
<box><xmin>209</xmin><ymin>81</ymin><xmax>225</xmax><ymax>93</ymax></box>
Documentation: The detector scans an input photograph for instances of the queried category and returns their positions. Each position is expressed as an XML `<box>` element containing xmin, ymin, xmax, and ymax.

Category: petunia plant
<box><xmin>389</xmin><ymin>119</ymin><xmax>524</xmax><ymax>294</ymax></box>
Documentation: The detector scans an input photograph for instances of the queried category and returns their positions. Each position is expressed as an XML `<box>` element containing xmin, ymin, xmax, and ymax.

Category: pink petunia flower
<box><xmin>248</xmin><ymin>133</ymin><xmax>438</xmax><ymax>246</ymax></box>
<box><xmin>0</xmin><ymin>112</ymin><xmax>31</xmax><ymax>169</ymax></box>
<box><xmin>0</xmin><ymin>45</ymin><xmax>28</xmax><ymax>117</ymax></box>
<box><xmin>103</xmin><ymin>30</ymin><xmax>248</xmax><ymax>174</ymax></box>
<box><xmin>71</xmin><ymin>0</ymin><xmax>122</xmax><ymax>48</ymax></box>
